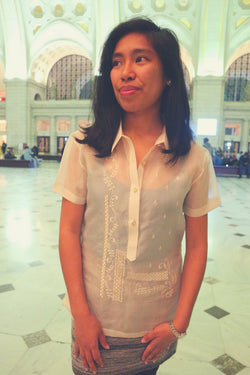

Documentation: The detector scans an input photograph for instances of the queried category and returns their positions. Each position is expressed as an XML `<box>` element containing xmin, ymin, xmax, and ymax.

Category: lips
<box><xmin>119</xmin><ymin>85</ymin><xmax>139</xmax><ymax>96</ymax></box>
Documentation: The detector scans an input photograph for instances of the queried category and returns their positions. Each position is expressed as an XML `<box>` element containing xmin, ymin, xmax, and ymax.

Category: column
<box><xmin>197</xmin><ymin>0</ymin><xmax>229</xmax><ymax>77</ymax></box>
<box><xmin>240</xmin><ymin>118</ymin><xmax>249</xmax><ymax>152</ymax></box>
<box><xmin>192</xmin><ymin>76</ymin><xmax>225</xmax><ymax>149</ymax></box>
<box><xmin>71</xmin><ymin>115</ymin><xmax>77</xmax><ymax>132</ymax></box>
<box><xmin>93</xmin><ymin>0</ymin><xmax>120</xmax><ymax>73</ymax></box>
<box><xmin>0</xmin><ymin>0</ymin><xmax>27</xmax><ymax>80</ymax></box>
<box><xmin>50</xmin><ymin>116</ymin><xmax>57</xmax><ymax>154</ymax></box>
<box><xmin>5</xmin><ymin>79</ymin><xmax>29</xmax><ymax>148</ymax></box>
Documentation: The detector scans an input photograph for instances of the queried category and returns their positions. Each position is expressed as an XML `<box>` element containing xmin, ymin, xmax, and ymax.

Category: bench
<box><xmin>214</xmin><ymin>165</ymin><xmax>247</xmax><ymax>177</ymax></box>
<box><xmin>0</xmin><ymin>159</ymin><xmax>32</xmax><ymax>168</ymax></box>
<box><xmin>38</xmin><ymin>154</ymin><xmax>60</xmax><ymax>161</ymax></box>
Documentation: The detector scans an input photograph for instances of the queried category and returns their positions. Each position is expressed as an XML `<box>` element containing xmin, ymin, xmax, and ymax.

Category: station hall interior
<box><xmin>0</xmin><ymin>0</ymin><xmax>250</xmax><ymax>374</ymax></box>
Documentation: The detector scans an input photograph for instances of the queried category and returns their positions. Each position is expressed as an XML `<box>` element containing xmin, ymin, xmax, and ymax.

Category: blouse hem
<box><xmin>52</xmin><ymin>183</ymin><xmax>86</xmax><ymax>205</ymax></box>
<box><xmin>184</xmin><ymin>197</ymin><xmax>221</xmax><ymax>217</ymax></box>
<box><xmin>102</xmin><ymin>328</ymin><xmax>149</xmax><ymax>339</ymax></box>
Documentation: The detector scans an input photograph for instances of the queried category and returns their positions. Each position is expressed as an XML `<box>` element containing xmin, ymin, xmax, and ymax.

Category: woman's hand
<box><xmin>141</xmin><ymin>322</ymin><xmax>176</xmax><ymax>364</ymax></box>
<box><xmin>74</xmin><ymin>312</ymin><xmax>110</xmax><ymax>374</ymax></box>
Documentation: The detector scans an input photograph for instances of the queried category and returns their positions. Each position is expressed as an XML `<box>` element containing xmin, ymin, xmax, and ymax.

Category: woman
<box><xmin>53</xmin><ymin>18</ymin><xmax>221</xmax><ymax>375</ymax></box>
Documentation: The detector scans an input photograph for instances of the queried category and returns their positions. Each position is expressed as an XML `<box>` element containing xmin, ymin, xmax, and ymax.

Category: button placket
<box><xmin>126</xmin><ymin>138</ymin><xmax>141</xmax><ymax>262</ymax></box>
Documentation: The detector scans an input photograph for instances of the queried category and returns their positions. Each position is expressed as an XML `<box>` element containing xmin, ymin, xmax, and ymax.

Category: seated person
<box><xmin>31</xmin><ymin>145</ymin><xmax>39</xmax><ymax>157</ymax></box>
<box><xmin>22</xmin><ymin>146</ymin><xmax>38</xmax><ymax>167</ymax></box>
<box><xmin>4</xmin><ymin>147</ymin><xmax>16</xmax><ymax>159</ymax></box>
<box><xmin>213</xmin><ymin>152</ymin><xmax>223</xmax><ymax>166</ymax></box>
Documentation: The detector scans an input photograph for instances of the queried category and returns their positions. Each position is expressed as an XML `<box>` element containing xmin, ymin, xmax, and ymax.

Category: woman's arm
<box><xmin>172</xmin><ymin>213</ymin><xmax>208</xmax><ymax>332</ymax></box>
<box><xmin>59</xmin><ymin>198</ymin><xmax>109</xmax><ymax>374</ymax></box>
<box><xmin>142</xmin><ymin>214</ymin><xmax>208</xmax><ymax>363</ymax></box>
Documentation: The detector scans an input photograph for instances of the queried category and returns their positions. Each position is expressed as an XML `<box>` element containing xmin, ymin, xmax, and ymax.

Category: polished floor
<box><xmin>0</xmin><ymin>161</ymin><xmax>249</xmax><ymax>375</ymax></box>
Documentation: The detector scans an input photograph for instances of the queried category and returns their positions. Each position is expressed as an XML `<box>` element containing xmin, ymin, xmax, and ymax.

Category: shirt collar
<box><xmin>111</xmin><ymin>123</ymin><xmax>169</xmax><ymax>153</ymax></box>
<box><xmin>111</xmin><ymin>123</ymin><xmax>123</xmax><ymax>152</ymax></box>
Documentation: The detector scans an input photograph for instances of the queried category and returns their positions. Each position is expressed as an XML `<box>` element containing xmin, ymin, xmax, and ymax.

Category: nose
<box><xmin>121</xmin><ymin>61</ymin><xmax>135</xmax><ymax>81</ymax></box>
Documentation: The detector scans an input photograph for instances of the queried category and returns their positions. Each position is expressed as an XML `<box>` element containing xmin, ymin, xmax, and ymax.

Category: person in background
<box><xmin>239</xmin><ymin>152</ymin><xmax>250</xmax><ymax>178</ymax></box>
<box><xmin>31</xmin><ymin>145</ymin><xmax>39</xmax><ymax>158</ymax></box>
<box><xmin>1</xmin><ymin>141</ymin><xmax>7</xmax><ymax>155</ymax></box>
<box><xmin>23</xmin><ymin>145</ymin><xmax>38</xmax><ymax>167</ymax></box>
<box><xmin>203</xmin><ymin>137</ymin><xmax>213</xmax><ymax>156</ymax></box>
<box><xmin>4</xmin><ymin>147</ymin><xmax>16</xmax><ymax>159</ymax></box>
<box><xmin>213</xmin><ymin>151</ymin><xmax>223</xmax><ymax>166</ymax></box>
<box><xmin>53</xmin><ymin>17</ymin><xmax>221</xmax><ymax>375</ymax></box>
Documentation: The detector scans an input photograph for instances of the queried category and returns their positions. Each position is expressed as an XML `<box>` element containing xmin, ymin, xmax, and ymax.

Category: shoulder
<box><xmin>180</xmin><ymin>142</ymin><xmax>212</xmax><ymax>180</ymax></box>
<box><xmin>70</xmin><ymin>129</ymin><xmax>86</xmax><ymax>142</ymax></box>
<box><xmin>185</xmin><ymin>142</ymin><xmax>211</xmax><ymax>164</ymax></box>
<box><xmin>65</xmin><ymin>129</ymin><xmax>96</xmax><ymax>161</ymax></box>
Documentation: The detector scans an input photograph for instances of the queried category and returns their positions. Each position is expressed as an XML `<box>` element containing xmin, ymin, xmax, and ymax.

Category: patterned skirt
<box><xmin>71</xmin><ymin>323</ymin><xmax>177</xmax><ymax>375</ymax></box>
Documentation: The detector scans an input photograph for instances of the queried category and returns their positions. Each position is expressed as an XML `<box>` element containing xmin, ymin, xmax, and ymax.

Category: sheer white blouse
<box><xmin>53</xmin><ymin>125</ymin><xmax>221</xmax><ymax>338</ymax></box>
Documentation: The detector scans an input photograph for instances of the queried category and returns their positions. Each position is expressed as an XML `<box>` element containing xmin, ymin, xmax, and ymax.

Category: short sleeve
<box><xmin>52</xmin><ymin>131</ymin><xmax>87</xmax><ymax>205</ymax></box>
<box><xmin>183</xmin><ymin>149</ymin><xmax>221</xmax><ymax>217</ymax></box>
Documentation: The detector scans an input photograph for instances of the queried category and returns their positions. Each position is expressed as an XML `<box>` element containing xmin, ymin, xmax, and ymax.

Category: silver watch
<box><xmin>168</xmin><ymin>320</ymin><xmax>187</xmax><ymax>338</ymax></box>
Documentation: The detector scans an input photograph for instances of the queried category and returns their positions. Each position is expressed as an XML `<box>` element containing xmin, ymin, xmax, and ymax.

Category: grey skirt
<box><xmin>71</xmin><ymin>323</ymin><xmax>177</xmax><ymax>375</ymax></box>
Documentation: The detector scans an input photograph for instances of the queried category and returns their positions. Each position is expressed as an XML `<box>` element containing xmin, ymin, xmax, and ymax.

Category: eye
<box><xmin>112</xmin><ymin>60</ymin><xmax>121</xmax><ymax>67</ymax></box>
<box><xmin>135</xmin><ymin>56</ymin><xmax>148</xmax><ymax>63</ymax></box>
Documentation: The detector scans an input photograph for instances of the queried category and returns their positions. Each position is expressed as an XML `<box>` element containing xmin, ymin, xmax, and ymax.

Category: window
<box><xmin>57</xmin><ymin>120</ymin><xmax>70</xmax><ymax>132</ymax></box>
<box><xmin>37</xmin><ymin>120</ymin><xmax>50</xmax><ymax>131</ymax></box>
<box><xmin>34</xmin><ymin>93</ymin><xmax>42</xmax><ymax>100</ymax></box>
<box><xmin>224</xmin><ymin>123</ymin><xmax>241</xmax><ymax>136</ymax></box>
<box><xmin>225</xmin><ymin>53</ymin><xmax>250</xmax><ymax>102</ymax></box>
<box><xmin>57</xmin><ymin>136</ymin><xmax>68</xmax><ymax>154</ymax></box>
<box><xmin>47</xmin><ymin>54</ymin><xmax>93</xmax><ymax>100</ymax></box>
<box><xmin>37</xmin><ymin>136</ymin><xmax>50</xmax><ymax>153</ymax></box>
<box><xmin>223</xmin><ymin>141</ymin><xmax>240</xmax><ymax>154</ymax></box>
<box><xmin>197</xmin><ymin>119</ymin><xmax>217</xmax><ymax>136</ymax></box>
<box><xmin>0</xmin><ymin>120</ymin><xmax>6</xmax><ymax>131</ymax></box>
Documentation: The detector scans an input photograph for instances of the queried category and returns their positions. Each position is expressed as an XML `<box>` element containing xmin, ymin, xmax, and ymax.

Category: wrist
<box><xmin>168</xmin><ymin>320</ymin><xmax>187</xmax><ymax>339</ymax></box>
<box><xmin>71</xmin><ymin>306</ymin><xmax>91</xmax><ymax>320</ymax></box>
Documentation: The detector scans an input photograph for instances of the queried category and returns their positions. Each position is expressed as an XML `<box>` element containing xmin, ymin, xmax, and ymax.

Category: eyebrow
<box><xmin>112</xmin><ymin>48</ymin><xmax>154</xmax><ymax>59</ymax></box>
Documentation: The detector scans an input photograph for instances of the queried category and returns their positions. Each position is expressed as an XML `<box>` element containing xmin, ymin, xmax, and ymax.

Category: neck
<box><xmin>122</xmin><ymin>110</ymin><xmax>163</xmax><ymax>138</ymax></box>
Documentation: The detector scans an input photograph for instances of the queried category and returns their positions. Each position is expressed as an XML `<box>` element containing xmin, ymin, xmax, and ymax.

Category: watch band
<box><xmin>168</xmin><ymin>320</ymin><xmax>187</xmax><ymax>338</ymax></box>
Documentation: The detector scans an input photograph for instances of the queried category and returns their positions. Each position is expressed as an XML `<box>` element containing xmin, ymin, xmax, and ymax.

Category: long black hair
<box><xmin>79</xmin><ymin>17</ymin><xmax>193</xmax><ymax>163</ymax></box>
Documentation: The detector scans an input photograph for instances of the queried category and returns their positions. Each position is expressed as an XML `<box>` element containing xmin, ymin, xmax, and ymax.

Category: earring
<box><xmin>166</xmin><ymin>80</ymin><xmax>171</xmax><ymax>86</ymax></box>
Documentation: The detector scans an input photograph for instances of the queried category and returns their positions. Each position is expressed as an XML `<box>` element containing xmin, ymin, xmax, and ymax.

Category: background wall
<box><xmin>0</xmin><ymin>0</ymin><xmax>249</xmax><ymax>155</ymax></box>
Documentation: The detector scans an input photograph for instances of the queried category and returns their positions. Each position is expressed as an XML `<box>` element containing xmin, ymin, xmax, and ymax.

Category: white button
<box><xmin>131</xmin><ymin>220</ymin><xmax>137</xmax><ymax>226</ymax></box>
<box><xmin>133</xmin><ymin>187</ymin><xmax>138</xmax><ymax>193</ymax></box>
<box><xmin>141</xmin><ymin>160</ymin><xmax>146</xmax><ymax>166</ymax></box>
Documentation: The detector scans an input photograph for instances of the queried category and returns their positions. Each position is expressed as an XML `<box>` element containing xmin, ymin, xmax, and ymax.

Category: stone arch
<box><xmin>34</xmin><ymin>93</ymin><xmax>42</xmax><ymax>100</ymax></box>
<box><xmin>224</xmin><ymin>44</ymin><xmax>250</xmax><ymax>102</ymax></box>
<box><xmin>29</xmin><ymin>20</ymin><xmax>93</xmax><ymax>84</ymax></box>
<box><xmin>225</xmin><ymin>41</ymin><xmax>250</xmax><ymax>72</ymax></box>
<box><xmin>46</xmin><ymin>54</ymin><xmax>93</xmax><ymax>100</ymax></box>
<box><xmin>225</xmin><ymin>19</ymin><xmax>250</xmax><ymax>72</ymax></box>
<box><xmin>149</xmin><ymin>14</ymin><xmax>196</xmax><ymax>78</ymax></box>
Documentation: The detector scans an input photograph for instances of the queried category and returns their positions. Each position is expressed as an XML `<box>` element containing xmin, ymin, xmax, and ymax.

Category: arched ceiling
<box><xmin>30</xmin><ymin>41</ymin><xmax>92</xmax><ymax>84</ymax></box>
<box><xmin>0</xmin><ymin>0</ymin><xmax>249</xmax><ymax>85</ymax></box>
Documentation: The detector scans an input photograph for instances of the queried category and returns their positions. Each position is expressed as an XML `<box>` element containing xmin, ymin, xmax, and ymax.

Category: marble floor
<box><xmin>0</xmin><ymin>161</ymin><xmax>249</xmax><ymax>375</ymax></box>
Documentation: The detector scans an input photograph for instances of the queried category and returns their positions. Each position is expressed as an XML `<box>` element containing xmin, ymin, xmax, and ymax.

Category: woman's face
<box><xmin>110</xmin><ymin>32</ymin><xmax>166</xmax><ymax>117</ymax></box>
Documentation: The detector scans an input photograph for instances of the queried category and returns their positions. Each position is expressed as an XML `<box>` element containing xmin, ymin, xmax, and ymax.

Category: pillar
<box><xmin>50</xmin><ymin>116</ymin><xmax>57</xmax><ymax>154</ymax></box>
<box><xmin>192</xmin><ymin>76</ymin><xmax>225</xmax><ymax>149</ymax></box>
<box><xmin>94</xmin><ymin>0</ymin><xmax>119</xmax><ymax>73</ymax></box>
<box><xmin>240</xmin><ymin>118</ymin><xmax>249</xmax><ymax>152</ymax></box>
<box><xmin>5</xmin><ymin>79</ymin><xmax>29</xmax><ymax>148</ymax></box>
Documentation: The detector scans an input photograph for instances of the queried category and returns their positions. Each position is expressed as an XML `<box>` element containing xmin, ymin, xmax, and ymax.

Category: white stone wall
<box><xmin>0</xmin><ymin>0</ymin><xmax>249</xmax><ymax>154</ymax></box>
